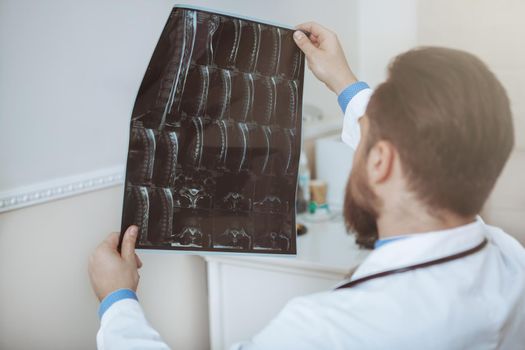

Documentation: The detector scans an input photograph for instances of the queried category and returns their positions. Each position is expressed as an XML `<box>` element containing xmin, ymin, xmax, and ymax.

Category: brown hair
<box><xmin>365</xmin><ymin>47</ymin><xmax>514</xmax><ymax>216</ymax></box>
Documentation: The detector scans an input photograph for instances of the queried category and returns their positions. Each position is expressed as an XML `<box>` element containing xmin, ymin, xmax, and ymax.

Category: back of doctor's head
<box><xmin>365</xmin><ymin>46</ymin><xmax>514</xmax><ymax>216</ymax></box>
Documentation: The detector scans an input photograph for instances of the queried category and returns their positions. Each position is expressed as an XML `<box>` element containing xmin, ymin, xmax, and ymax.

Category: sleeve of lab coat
<box><xmin>341</xmin><ymin>88</ymin><xmax>373</xmax><ymax>150</ymax></box>
<box><xmin>97</xmin><ymin>298</ymin><xmax>171</xmax><ymax>350</ymax></box>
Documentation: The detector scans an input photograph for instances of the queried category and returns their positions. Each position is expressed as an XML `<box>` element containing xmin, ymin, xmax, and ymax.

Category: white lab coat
<box><xmin>97</xmin><ymin>89</ymin><xmax>525</xmax><ymax>350</ymax></box>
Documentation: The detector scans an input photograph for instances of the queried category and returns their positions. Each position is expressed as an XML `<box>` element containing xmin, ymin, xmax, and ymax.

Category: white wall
<box><xmin>0</xmin><ymin>0</ymin><xmax>171</xmax><ymax>192</ymax></box>
<box><xmin>0</xmin><ymin>0</ymin><xmax>358</xmax><ymax>195</ymax></box>
<box><xmin>356</xmin><ymin>0</ymin><xmax>418</xmax><ymax>87</ymax></box>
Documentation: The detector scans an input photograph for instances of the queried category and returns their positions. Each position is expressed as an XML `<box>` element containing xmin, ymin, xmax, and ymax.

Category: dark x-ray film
<box><xmin>120</xmin><ymin>6</ymin><xmax>304</xmax><ymax>254</ymax></box>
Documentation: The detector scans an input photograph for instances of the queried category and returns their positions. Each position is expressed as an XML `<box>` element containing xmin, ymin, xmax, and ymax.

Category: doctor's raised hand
<box><xmin>88</xmin><ymin>225</ymin><xmax>142</xmax><ymax>301</ymax></box>
<box><xmin>293</xmin><ymin>22</ymin><xmax>357</xmax><ymax>94</ymax></box>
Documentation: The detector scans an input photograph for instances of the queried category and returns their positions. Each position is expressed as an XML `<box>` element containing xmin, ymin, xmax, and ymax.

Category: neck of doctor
<box><xmin>376</xmin><ymin>195</ymin><xmax>477</xmax><ymax>239</ymax></box>
<box><xmin>368</xmin><ymin>142</ymin><xmax>478</xmax><ymax>239</ymax></box>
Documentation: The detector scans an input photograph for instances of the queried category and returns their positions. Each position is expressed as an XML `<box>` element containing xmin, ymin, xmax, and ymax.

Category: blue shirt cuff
<box><xmin>337</xmin><ymin>81</ymin><xmax>370</xmax><ymax>113</ymax></box>
<box><xmin>98</xmin><ymin>288</ymin><xmax>138</xmax><ymax>319</ymax></box>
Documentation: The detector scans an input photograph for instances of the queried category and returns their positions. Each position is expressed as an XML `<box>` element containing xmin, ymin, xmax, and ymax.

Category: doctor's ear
<box><xmin>366</xmin><ymin>140</ymin><xmax>396</xmax><ymax>185</ymax></box>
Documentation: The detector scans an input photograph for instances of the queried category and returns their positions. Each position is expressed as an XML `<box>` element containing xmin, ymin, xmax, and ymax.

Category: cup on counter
<box><xmin>305</xmin><ymin>179</ymin><xmax>334</xmax><ymax>222</ymax></box>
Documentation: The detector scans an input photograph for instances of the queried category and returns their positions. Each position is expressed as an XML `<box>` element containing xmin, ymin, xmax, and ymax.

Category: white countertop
<box><xmin>204</xmin><ymin>214</ymin><xmax>370</xmax><ymax>276</ymax></box>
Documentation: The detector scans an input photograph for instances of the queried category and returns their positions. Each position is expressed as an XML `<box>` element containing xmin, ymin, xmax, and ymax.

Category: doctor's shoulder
<box><xmin>246</xmin><ymin>289</ymin><xmax>406</xmax><ymax>350</ymax></box>
<box><xmin>482</xmin><ymin>222</ymin><xmax>525</xmax><ymax>263</ymax></box>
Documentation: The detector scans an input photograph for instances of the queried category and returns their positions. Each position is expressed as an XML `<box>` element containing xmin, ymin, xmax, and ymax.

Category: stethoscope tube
<box><xmin>335</xmin><ymin>238</ymin><xmax>488</xmax><ymax>290</ymax></box>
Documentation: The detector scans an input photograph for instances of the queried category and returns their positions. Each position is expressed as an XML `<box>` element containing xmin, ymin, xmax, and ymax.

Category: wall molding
<box><xmin>0</xmin><ymin>166</ymin><xmax>125</xmax><ymax>213</ymax></box>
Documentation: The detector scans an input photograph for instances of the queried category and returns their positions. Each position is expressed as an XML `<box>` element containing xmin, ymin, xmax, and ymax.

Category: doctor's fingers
<box><xmin>295</xmin><ymin>22</ymin><xmax>336</xmax><ymax>45</ymax></box>
<box><xmin>121</xmin><ymin>225</ymin><xmax>139</xmax><ymax>264</ymax></box>
<box><xmin>103</xmin><ymin>231</ymin><xmax>120</xmax><ymax>249</ymax></box>
<box><xmin>293</xmin><ymin>31</ymin><xmax>319</xmax><ymax>58</ymax></box>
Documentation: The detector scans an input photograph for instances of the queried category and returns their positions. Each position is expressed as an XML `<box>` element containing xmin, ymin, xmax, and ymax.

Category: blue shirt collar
<box><xmin>374</xmin><ymin>236</ymin><xmax>408</xmax><ymax>249</ymax></box>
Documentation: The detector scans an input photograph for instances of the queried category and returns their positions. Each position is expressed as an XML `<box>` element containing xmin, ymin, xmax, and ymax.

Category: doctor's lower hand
<box><xmin>293</xmin><ymin>21</ymin><xmax>357</xmax><ymax>94</ymax></box>
<box><xmin>88</xmin><ymin>225</ymin><xmax>143</xmax><ymax>301</ymax></box>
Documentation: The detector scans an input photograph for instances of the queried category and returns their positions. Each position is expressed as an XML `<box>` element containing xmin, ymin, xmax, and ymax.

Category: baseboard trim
<box><xmin>0</xmin><ymin>166</ymin><xmax>125</xmax><ymax>213</ymax></box>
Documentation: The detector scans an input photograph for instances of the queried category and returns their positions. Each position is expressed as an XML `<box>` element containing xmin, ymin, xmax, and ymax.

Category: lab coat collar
<box><xmin>349</xmin><ymin>218</ymin><xmax>488</xmax><ymax>281</ymax></box>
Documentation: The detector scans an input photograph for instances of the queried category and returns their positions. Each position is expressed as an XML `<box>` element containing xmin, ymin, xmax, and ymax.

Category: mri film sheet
<box><xmin>120</xmin><ymin>6</ymin><xmax>304</xmax><ymax>254</ymax></box>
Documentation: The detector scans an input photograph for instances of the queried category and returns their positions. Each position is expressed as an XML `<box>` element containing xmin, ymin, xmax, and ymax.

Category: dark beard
<box><xmin>343</xmin><ymin>170</ymin><xmax>379</xmax><ymax>249</ymax></box>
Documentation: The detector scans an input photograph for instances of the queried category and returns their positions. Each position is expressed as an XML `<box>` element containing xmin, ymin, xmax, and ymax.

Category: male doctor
<box><xmin>89</xmin><ymin>22</ymin><xmax>525</xmax><ymax>349</ymax></box>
